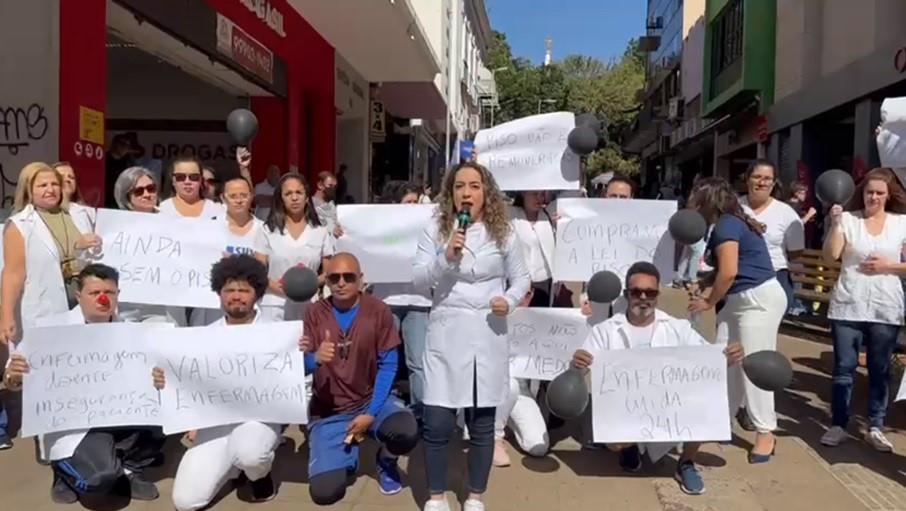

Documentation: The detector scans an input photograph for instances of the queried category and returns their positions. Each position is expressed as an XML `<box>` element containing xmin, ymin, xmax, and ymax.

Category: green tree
<box><xmin>488</xmin><ymin>33</ymin><xmax>645</xmax><ymax>177</ymax></box>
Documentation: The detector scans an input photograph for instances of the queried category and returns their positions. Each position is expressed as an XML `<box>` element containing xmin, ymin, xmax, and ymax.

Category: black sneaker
<box><xmin>127</xmin><ymin>473</ymin><xmax>159</xmax><ymax>501</ymax></box>
<box><xmin>0</xmin><ymin>433</ymin><xmax>12</xmax><ymax>450</ymax></box>
<box><xmin>618</xmin><ymin>445</ymin><xmax>643</xmax><ymax>473</ymax></box>
<box><xmin>249</xmin><ymin>472</ymin><xmax>277</xmax><ymax>502</ymax></box>
<box><xmin>51</xmin><ymin>475</ymin><xmax>78</xmax><ymax>504</ymax></box>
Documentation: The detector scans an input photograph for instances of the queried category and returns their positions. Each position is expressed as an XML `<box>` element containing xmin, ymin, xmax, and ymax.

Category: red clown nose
<box><xmin>97</xmin><ymin>294</ymin><xmax>110</xmax><ymax>307</ymax></box>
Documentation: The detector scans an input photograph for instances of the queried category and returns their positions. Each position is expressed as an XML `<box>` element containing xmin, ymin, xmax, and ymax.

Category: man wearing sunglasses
<box><xmin>302</xmin><ymin>253</ymin><xmax>418</xmax><ymax>505</ymax></box>
<box><xmin>571</xmin><ymin>261</ymin><xmax>743</xmax><ymax>496</ymax></box>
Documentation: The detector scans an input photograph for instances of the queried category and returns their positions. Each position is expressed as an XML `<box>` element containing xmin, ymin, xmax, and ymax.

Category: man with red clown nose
<box><xmin>4</xmin><ymin>264</ymin><xmax>165</xmax><ymax>504</ymax></box>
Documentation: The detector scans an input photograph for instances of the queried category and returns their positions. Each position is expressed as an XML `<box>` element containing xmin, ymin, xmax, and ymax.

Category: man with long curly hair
<box><xmin>152</xmin><ymin>255</ymin><xmax>280</xmax><ymax>510</ymax></box>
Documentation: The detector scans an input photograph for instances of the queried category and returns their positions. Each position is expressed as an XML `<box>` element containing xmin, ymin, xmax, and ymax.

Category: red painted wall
<box><xmin>203</xmin><ymin>0</ymin><xmax>335</xmax><ymax>184</ymax></box>
<box><xmin>249</xmin><ymin>96</ymin><xmax>287</xmax><ymax>180</ymax></box>
<box><xmin>59</xmin><ymin>0</ymin><xmax>107</xmax><ymax>206</ymax></box>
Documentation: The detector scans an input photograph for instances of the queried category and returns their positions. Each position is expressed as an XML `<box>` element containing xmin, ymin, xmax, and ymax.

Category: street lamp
<box><xmin>537</xmin><ymin>98</ymin><xmax>556</xmax><ymax>114</ymax></box>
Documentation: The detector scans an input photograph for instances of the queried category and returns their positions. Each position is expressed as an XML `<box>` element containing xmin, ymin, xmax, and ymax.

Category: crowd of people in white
<box><xmin>0</xmin><ymin>150</ymin><xmax>902</xmax><ymax>511</ymax></box>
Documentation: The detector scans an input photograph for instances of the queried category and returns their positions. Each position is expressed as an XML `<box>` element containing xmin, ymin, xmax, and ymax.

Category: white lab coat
<box><xmin>413</xmin><ymin>221</ymin><xmax>530</xmax><ymax>408</ymax></box>
<box><xmin>582</xmin><ymin>309</ymin><xmax>709</xmax><ymax>462</ymax></box>
<box><xmin>5</xmin><ymin>205</ymin><xmax>81</xmax><ymax>332</ymax></box>
<box><xmin>508</xmin><ymin>205</ymin><xmax>556</xmax><ymax>286</ymax></box>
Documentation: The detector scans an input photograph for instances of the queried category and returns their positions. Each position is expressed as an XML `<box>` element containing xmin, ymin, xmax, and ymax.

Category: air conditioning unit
<box><xmin>668</xmin><ymin>97</ymin><xmax>685</xmax><ymax>120</ymax></box>
<box><xmin>646</xmin><ymin>16</ymin><xmax>663</xmax><ymax>30</ymax></box>
<box><xmin>638</xmin><ymin>35</ymin><xmax>661</xmax><ymax>52</ymax></box>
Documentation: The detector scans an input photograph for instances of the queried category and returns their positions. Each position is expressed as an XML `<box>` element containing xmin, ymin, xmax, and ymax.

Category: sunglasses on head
<box><xmin>626</xmin><ymin>288</ymin><xmax>659</xmax><ymax>299</ymax></box>
<box><xmin>130</xmin><ymin>184</ymin><xmax>157</xmax><ymax>197</ymax></box>
<box><xmin>326</xmin><ymin>272</ymin><xmax>358</xmax><ymax>285</ymax></box>
<box><xmin>173</xmin><ymin>173</ymin><xmax>202</xmax><ymax>183</ymax></box>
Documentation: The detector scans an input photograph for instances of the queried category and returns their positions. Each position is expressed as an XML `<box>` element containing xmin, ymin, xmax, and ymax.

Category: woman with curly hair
<box><xmin>687</xmin><ymin>177</ymin><xmax>786</xmax><ymax>464</ymax></box>
<box><xmin>414</xmin><ymin>162</ymin><xmax>530</xmax><ymax>511</ymax></box>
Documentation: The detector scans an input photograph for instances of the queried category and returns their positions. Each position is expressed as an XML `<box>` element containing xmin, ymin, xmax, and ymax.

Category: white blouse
<box><xmin>508</xmin><ymin>205</ymin><xmax>555</xmax><ymax>284</ymax></box>
<box><xmin>158</xmin><ymin>198</ymin><xmax>224</xmax><ymax>219</ymax></box>
<box><xmin>828</xmin><ymin>211</ymin><xmax>906</xmax><ymax>325</ymax></box>
<box><xmin>260</xmin><ymin>222</ymin><xmax>335</xmax><ymax>312</ymax></box>
<box><xmin>740</xmin><ymin>196</ymin><xmax>805</xmax><ymax>271</ymax></box>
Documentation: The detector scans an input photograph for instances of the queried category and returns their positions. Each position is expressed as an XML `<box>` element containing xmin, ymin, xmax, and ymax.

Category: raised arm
<box><xmin>823</xmin><ymin>206</ymin><xmax>846</xmax><ymax>261</ymax></box>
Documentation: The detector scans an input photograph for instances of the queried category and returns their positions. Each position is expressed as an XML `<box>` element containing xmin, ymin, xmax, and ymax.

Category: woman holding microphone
<box><xmin>414</xmin><ymin>162</ymin><xmax>530</xmax><ymax>511</ymax></box>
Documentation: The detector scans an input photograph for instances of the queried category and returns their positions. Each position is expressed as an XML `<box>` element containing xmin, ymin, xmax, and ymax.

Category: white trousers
<box><xmin>716</xmin><ymin>279</ymin><xmax>786</xmax><ymax>433</ymax></box>
<box><xmin>172</xmin><ymin>422</ymin><xmax>281</xmax><ymax>511</ymax></box>
<box><xmin>493</xmin><ymin>378</ymin><xmax>549</xmax><ymax>456</ymax></box>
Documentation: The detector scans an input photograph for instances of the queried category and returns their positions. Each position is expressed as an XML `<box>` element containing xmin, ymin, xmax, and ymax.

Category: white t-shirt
<box><xmin>158</xmin><ymin>198</ymin><xmax>224</xmax><ymax>219</ymax></box>
<box><xmin>221</xmin><ymin>216</ymin><xmax>268</xmax><ymax>257</ymax></box>
<box><xmin>260</xmin><ymin>222</ymin><xmax>335</xmax><ymax>309</ymax></box>
<box><xmin>624</xmin><ymin>322</ymin><xmax>654</xmax><ymax>349</ymax></box>
<box><xmin>740</xmin><ymin>196</ymin><xmax>805</xmax><ymax>271</ymax></box>
<box><xmin>828</xmin><ymin>211</ymin><xmax>906</xmax><ymax>325</ymax></box>
<box><xmin>254</xmin><ymin>180</ymin><xmax>275</xmax><ymax>220</ymax></box>
<box><xmin>189</xmin><ymin>215</ymin><xmax>269</xmax><ymax>326</ymax></box>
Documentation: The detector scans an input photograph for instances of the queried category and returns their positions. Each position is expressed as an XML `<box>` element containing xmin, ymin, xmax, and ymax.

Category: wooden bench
<box><xmin>789</xmin><ymin>248</ymin><xmax>840</xmax><ymax>315</ymax></box>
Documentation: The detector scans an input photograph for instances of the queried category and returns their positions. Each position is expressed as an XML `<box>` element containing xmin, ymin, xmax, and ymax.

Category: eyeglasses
<box><xmin>326</xmin><ymin>273</ymin><xmax>358</xmax><ymax>285</ymax></box>
<box><xmin>627</xmin><ymin>288</ymin><xmax>659</xmax><ymax>299</ymax></box>
<box><xmin>749</xmin><ymin>176</ymin><xmax>774</xmax><ymax>183</ymax></box>
<box><xmin>173</xmin><ymin>173</ymin><xmax>202</xmax><ymax>183</ymax></box>
<box><xmin>205</xmin><ymin>178</ymin><xmax>217</xmax><ymax>185</ymax></box>
<box><xmin>226</xmin><ymin>193</ymin><xmax>250</xmax><ymax>201</ymax></box>
<box><xmin>130</xmin><ymin>184</ymin><xmax>157</xmax><ymax>197</ymax></box>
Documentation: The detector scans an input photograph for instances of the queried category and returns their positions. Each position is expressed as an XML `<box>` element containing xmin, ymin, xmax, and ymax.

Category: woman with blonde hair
<box><xmin>1</xmin><ymin>162</ymin><xmax>102</xmax><ymax>343</ymax></box>
<box><xmin>414</xmin><ymin>162</ymin><xmax>530</xmax><ymax>511</ymax></box>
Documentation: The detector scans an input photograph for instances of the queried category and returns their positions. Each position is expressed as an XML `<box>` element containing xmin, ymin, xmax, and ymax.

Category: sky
<box><xmin>485</xmin><ymin>0</ymin><xmax>646</xmax><ymax>65</ymax></box>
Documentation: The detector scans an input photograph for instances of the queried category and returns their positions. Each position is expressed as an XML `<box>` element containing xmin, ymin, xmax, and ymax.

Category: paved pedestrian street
<box><xmin>2</xmin><ymin>333</ymin><xmax>905</xmax><ymax>511</ymax></box>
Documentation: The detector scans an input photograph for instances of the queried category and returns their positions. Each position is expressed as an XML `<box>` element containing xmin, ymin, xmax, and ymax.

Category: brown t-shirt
<box><xmin>305</xmin><ymin>293</ymin><xmax>400</xmax><ymax>417</ymax></box>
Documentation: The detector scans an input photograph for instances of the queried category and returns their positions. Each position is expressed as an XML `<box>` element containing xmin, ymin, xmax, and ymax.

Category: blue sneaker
<box><xmin>675</xmin><ymin>460</ymin><xmax>705</xmax><ymax>495</ymax></box>
<box><xmin>375</xmin><ymin>451</ymin><xmax>402</xmax><ymax>495</ymax></box>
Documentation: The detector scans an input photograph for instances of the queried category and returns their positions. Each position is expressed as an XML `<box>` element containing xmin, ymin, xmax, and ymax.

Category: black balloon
<box><xmin>815</xmin><ymin>169</ymin><xmax>855</xmax><ymax>206</ymax></box>
<box><xmin>546</xmin><ymin>368</ymin><xmax>589</xmax><ymax>420</ymax></box>
<box><xmin>226</xmin><ymin>108</ymin><xmax>259</xmax><ymax>146</ymax></box>
<box><xmin>587</xmin><ymin>270</ymin><xmax>622</xmax><ymax>303</ymax></box>
<box><xmin>282</xmin><ymin>266</ymin><xmax>319</xmax><ymax>302</ymax></box>
<box><xmin>742</xmin><ymin>350</ymin><xmax>793</xmax><ymax>392</ymax></box>
<box><xmin>668</xmin><ymin>209</ymin><xmax>708</xmax><ymax>245</ymax></box>
<box><xmin>567</xmin><ymin>126</ymin><xmax>599</xmax><ymax>155</ymax></box>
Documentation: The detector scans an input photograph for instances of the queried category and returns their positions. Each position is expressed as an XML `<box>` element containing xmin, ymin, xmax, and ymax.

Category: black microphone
<box><xmin>456</xmin><ymin>203</ymin><xmax>472</xmax><ymax>232</ymax></box>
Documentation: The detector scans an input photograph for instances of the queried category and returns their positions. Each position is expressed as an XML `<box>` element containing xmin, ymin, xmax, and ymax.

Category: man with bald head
<box><xmin>303</xmin><ymin>253</ymin><xmax>418</xmax><ymax>505</ymax></box>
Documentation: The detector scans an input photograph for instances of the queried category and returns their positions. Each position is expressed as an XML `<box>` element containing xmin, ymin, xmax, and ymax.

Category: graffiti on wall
<box><xmin>0</xmin><ymin>103</ymin><xmax>51</xmax><ymax>207</ymax></box>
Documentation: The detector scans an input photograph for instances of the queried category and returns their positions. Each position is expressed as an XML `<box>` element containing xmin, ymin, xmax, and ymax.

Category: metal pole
<box><xmin>444</xmin><ymin>0</ymin><xmax>458</xmax><ymax>167</ymax></box>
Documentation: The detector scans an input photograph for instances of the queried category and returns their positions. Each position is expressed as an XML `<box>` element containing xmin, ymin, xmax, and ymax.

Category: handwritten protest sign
<box><xmin>553</xmin><ymin>199</ymin><xmax>676</xmax><ymax>282</ymax></box>
<box><xmin>878</xmin><ymin>97</ymin><xmax>906</xmax><ymax>169</ymax></box>
<box><xmin>475</xmin><ymin>112</ymin><xmax>580</xmax><ymax>191</ymax></box>
<box><xmin>155</xmin><ymin>321</ymin><xmax>308</xmax><ymax>433</ymax></box>
<box><xmin>591</xmin><ymin>345</ymin><xmax>730</xmax><ymax>443</ymax></box>
<box><xmin>94</xmin><ymin>208</ymin><xmax>228</xmax><ymax>308</ymax></box>
<box><xmin>19</xmin><ymin>323</ymin><xmax>165</xmax><ymax>436</ymax></box>
<box><xmin>336</xmin><ymin>204</ymin><xmax>436</xmax><ymax>283</ymax></box>
<box><xmin>508</xmin><ymin>308</ymin><xmax>589</xmax><ymax>380</ymax></box>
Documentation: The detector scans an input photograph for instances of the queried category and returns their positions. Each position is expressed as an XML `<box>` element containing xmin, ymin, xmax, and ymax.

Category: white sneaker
<box><xmin>424</xmin><ymin>499</ymin><xmax>451</xmax><ymax>511</ymax></box>
<box><xmin>821</xmin><ymin>426</ymin><xmax>848</xmax><ymax>447</ymax></box>
<box><xmin>866</xmin><ymin>428</ymin><xmax>894</xmax><ymax>452</ymax></box>
<box><xmin>463</xmin><ymin>499</ymin><xmax>486</xmax><ymax>511</ymax></box>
